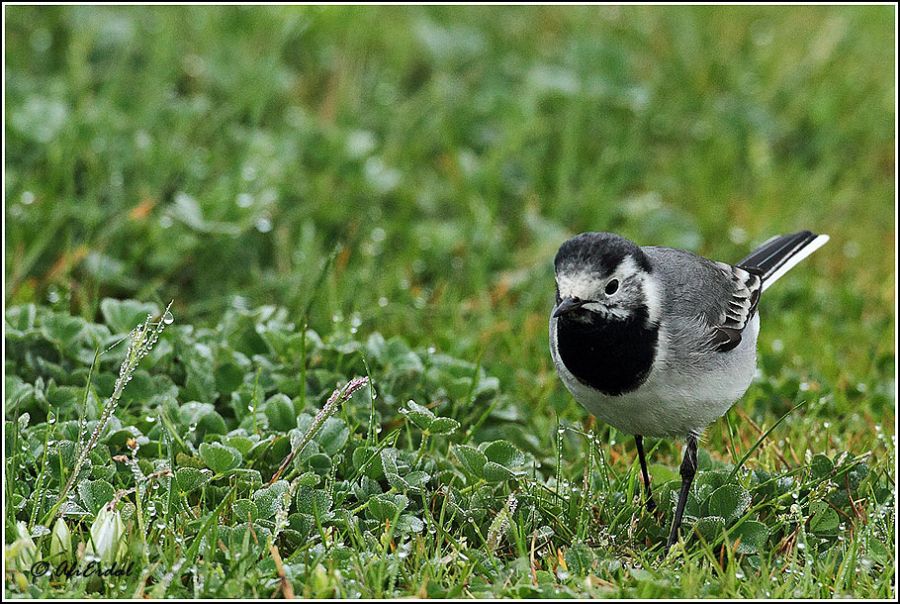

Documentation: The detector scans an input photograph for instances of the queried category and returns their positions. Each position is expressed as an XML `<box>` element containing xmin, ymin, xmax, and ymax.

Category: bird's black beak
<box><xmin>553</xmin><ymin>297</ymin><xmax>587</xmax><ymax>318</ymax></box>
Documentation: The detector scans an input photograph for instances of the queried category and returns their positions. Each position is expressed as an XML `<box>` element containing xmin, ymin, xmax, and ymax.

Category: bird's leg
<box><xmin>666</xmin><ymin>434</ymin><xmax>698</xmax><ymax>550</ymax></box>
<box><xmin>635</xmin><ymin>435</ymin><xmax>656</xmax><ymax>512</ymax></box>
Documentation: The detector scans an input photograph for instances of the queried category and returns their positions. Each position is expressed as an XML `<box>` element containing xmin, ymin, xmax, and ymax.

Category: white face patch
<box><xmin>555</xmin><ymin>272</ymin><xmax>607</xmax><ymax>302</ymax></box>
<box><xmin>556</xmin><ymin>255</ymin><xmax>659</xmax><ymax>324</ymax></box>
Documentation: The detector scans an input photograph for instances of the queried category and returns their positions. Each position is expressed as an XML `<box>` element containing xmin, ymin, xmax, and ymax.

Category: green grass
<box><xmin>4</xmin><ymin>4</ymin><xmax>896</xmax><ymax>598</ymax></box>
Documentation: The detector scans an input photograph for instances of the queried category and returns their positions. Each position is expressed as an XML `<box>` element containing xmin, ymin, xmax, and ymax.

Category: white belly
<box><xmin>549</xmin><ymin>314</ymin><xmax>760</xmax><ymax>437</ymax></box>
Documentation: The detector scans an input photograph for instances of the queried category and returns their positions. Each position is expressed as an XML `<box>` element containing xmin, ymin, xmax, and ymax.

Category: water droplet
<box><xmin>255</xmin><ymin>216</ymin><xmax>273</xmax><ymax>233</ymax></box>
<box><xmin>21</xmin><ymin>191</ymin><xmax>35</xmax><ymax>205</ymax></box>
<box><xmin>728</xmin><ymin>227</ymin><xmax>748</xmax><ymax>244</ymax></box>
<box><xmin>188</xmin><ymin>422</ymin><xmax>198</xmax><ymax>432</ymax></box>
<box><xmin>47</xmin><ymin>413</ymin><xmax>57</xmax><ymax>425</ymax></box>
<box><xmin>236</xmin><ymin>193</ymin><xmax>254</xmax><ymax>208</ymax></box>
<box><xmin>163</xmin><ymin>311</ymin><xmax>175</xmax><ymax>325</ymax></box>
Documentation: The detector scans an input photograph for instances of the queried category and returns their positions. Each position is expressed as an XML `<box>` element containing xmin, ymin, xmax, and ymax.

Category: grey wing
<box><xmin>644</xmin><ymin>247</ymin><xmax>762</xmax><ymax>353</ymax></box>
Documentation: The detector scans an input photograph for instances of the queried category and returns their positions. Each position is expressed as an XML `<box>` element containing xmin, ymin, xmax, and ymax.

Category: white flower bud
<box><xmin>5</xmin><ymin>521</ymin><xmax>39</xmax><ymax>571</ymax></box>
<box><xmin>51</xmin><ymin>518</ymin><xmax>72</xmax><ymax>560</ymax></box>
<box><xmin>86</xmin><ymin>506</ymin><xmax>126</xmax><ymax>564</ymax></box>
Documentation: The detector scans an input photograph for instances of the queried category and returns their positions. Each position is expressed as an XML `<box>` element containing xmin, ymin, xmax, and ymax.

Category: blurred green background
<box><xmin>5</xmin><ymin>4</ymin><xmax>895</xmax><ymax>416</ymax></box>
<box><xmin>4</xmin><ymin>5</ymin><xmax>896</xmax><ymax>598</ymax></box>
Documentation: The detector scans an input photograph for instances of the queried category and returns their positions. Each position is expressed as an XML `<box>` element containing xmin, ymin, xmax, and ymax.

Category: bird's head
<box><xmin>552</xmin><ymin>232</ymin><xmax>659</xmax><ymax>325</ymax></box>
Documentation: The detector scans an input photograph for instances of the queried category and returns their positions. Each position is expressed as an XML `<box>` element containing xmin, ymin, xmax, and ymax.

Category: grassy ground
<box><xmin>4</xmin><ymin>5</ymin><xmax>896</xmax><ymax>598</ymax></box>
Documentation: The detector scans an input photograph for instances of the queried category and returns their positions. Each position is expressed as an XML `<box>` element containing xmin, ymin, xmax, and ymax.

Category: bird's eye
<box><xmin>605</xmin><ymin>279</ymin><xmax>619</xmax><ymax>295</ymax></box>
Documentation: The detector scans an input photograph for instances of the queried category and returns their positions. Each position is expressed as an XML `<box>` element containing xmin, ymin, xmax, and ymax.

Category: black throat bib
<box><xmin>556</xmin><ymin>307</ymin><xmax>659</xmax><ymax>396</ymax></box>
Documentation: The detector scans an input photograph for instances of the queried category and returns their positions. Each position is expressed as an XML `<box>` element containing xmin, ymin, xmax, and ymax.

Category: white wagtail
<box><xmin>549</xmin><ymin>230</ymin><xmax>829</xmax><ymax>549</ymax></box>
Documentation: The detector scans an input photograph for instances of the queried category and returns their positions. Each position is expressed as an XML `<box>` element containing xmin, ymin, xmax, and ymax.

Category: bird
<box><xmin>548</xmin><ymin>230</ymin><xmax>829</xmax><ymax>550</ymax></box>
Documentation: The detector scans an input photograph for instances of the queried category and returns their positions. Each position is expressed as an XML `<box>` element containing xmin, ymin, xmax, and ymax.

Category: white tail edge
<box><xmin>761</xmin><ymin>234</ymin><xmax>830</xmax><ymax>292</ymax></box>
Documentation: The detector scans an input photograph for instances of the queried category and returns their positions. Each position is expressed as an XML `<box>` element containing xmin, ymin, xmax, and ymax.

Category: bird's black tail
<box><xmin>738</xmin><ymin>231</ymin><xmax>829</xmax><ymax>292</ymax></box>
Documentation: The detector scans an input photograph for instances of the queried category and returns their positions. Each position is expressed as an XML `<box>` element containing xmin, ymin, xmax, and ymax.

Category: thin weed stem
<box><xmin>269</xmin><ymin>376</ymin><xmax>369</xmax><ymax>485</ymax></box>
<box><xmin>45</xmin><ymin>301</ymin><xmax>174</xmax><ymax>524</ymax></box>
